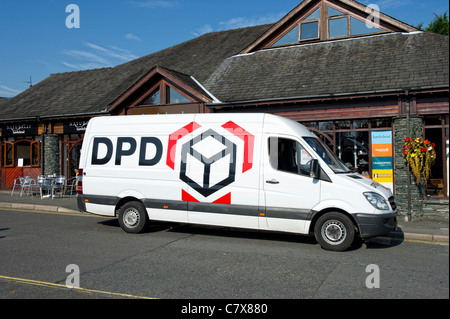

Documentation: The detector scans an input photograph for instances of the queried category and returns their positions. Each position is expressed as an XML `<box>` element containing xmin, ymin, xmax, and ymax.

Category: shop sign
<box><xmin>2</xmin><ymin>123</ymin><xmax>38</xmax><ymax>137</ymax></box>
<box><xmin>64</xmin><ymin>120</ymin><xmax>89</xmax><ymax>133</ymax></box>
<box><xmin>371</xmin><ymin>131</ymin><xmax>393</xmax><ymax>191</ymax></box>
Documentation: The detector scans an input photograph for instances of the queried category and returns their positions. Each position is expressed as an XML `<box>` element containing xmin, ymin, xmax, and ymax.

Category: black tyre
<box><xmin>118</xmin><ymin>201</ymin><xmax>149</xmax><ymax>234</ymax></box>
<box><xmin>314</xmin><ymin>212</ymin><xmax>355</xmax><ymax>251</ymax></box>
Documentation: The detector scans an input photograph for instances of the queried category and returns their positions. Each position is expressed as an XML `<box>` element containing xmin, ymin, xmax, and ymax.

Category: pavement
<box><xmin>0</xmin><ymin>190</ymin><xmax>448</xmax><ymax>243</ymax></box>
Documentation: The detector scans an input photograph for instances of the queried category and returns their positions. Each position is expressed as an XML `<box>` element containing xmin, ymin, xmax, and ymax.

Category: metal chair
<box><xmin>64</xmin><ymin>177</ymin><xmax>77</xmax><ymax>196</ymax></box>
<box><xmin>37</xmin><ymin>176</ymin><xmax>53</xmax><ymax>199</ymax></box>
<box><xmin>53</xmin><ymin>176</ymin><xmax>66</xmax><ymax>197</ymax></box>
<box><xmin>11</xmin><ymin>177</ymin><xmax>24</xmax><ymax>196</ymax></box>
<box><xmin>20</xmin><ymin>176</ymin><xmax>37</xmax><ymax>197</ymax></box>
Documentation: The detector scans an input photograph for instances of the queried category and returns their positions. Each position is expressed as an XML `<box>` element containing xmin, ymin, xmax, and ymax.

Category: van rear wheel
<box><xmin>314</xmin><ymin>212</ymin><xmax>355</xmax><ymax>251</ymax></box>
<box><xmin>118</xmin><ymin>201</ymin><xmax>149</xmax><ymax>234</ymax></box>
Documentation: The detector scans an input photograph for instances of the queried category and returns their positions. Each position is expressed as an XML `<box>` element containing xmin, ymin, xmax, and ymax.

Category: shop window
<box><xmin>424</xmin><ymin>115</ymin><xmax>449</xmax><ymax>198</ymax></box>
<box><xmin>371</xmin><ymin>118</ymin><xmax>391</xmax><ymax>128</ymax></box>
<box><xmin>302</xmin><ymin>119</ymin><xmax>391</xmax><ymax>178</ymax></box>
<box><xmin>337</xmin><ymin>131</ymin><xmax>369</xmax><ymax>175</ymax></box>
<box><xmin>1</xmin><ymin>139</ymin><xmax>40</xmax><ymax>168</ymax></box>
<box><xmin>16</xmin><ymin>141</ymin><xmax>31</xmax><ymax>166</ymax></box>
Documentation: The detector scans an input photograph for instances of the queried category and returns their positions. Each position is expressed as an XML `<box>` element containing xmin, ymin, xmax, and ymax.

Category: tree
<box><xmin>417</xmin><ymin>12</ymin><xmax>449</xmax><ymax>35</ymax></box>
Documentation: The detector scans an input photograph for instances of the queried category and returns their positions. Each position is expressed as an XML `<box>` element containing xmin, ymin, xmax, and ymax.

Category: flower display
<box><xmin>403</xmin><ymin>137</ymin><xmax>436</xmax><ymax>185</ymax></box>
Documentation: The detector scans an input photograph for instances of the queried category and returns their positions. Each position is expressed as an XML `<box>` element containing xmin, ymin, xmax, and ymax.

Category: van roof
<box><xmin>87</xmin><ymin>113</ymin><xmax>315</xmax><ymax>138</ymax></box>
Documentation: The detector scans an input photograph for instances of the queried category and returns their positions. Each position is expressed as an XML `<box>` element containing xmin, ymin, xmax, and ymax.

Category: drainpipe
<box><xmin>405</xmin><ymin>90</ymin><xmax>412</xmax><ymax>222</ymax></box>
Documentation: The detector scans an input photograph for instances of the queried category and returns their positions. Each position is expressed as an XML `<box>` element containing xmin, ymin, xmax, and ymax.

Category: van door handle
<box><xmin>266</xmin><ymin>179</ymin><xmax>280</xmax><ymax>184</ymax></box>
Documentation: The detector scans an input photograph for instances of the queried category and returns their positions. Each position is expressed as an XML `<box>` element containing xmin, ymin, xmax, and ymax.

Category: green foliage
<box><xmin>417</xmin><ymin>12</ymin><xmax>449</xmax><ymax>35</ymax></box>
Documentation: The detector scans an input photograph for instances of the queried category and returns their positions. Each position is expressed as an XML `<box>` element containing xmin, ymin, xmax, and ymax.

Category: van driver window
<box><xmin>268</xmin><ymin>137</ymin><xmax>313</xmax><ymax>176</ymax></box>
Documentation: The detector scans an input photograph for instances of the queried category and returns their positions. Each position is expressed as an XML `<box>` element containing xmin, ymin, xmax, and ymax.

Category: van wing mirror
<box><xmin>310</xmin><ymin>159</ymin><xmax>320</xmax><ymax>179</ymax></box>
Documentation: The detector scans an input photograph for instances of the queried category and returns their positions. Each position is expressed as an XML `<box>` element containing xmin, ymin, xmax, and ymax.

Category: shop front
<box><xmin>1</xmin><ymin>122</ymin><xmax>42</xmax><ymax>189</ymax></box>
<box><xmin>210</xmin><ymin>88</ymin><xmax>449</xmax><ymax>217</ymax></box>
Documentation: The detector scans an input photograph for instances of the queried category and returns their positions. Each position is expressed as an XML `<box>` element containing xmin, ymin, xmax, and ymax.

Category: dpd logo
<box><xmin>166</xmin><ymin>121</ymin><xmax>255</xmax><ymax>204</ymax></box>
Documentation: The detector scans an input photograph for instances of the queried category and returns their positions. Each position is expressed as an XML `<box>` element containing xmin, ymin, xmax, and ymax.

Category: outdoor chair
<box><xmin>20</xmin><ymin>176</ymin><xmax>37</xmax><ymax>197</ymax></box>
<box><xmin>64</xmin><ymin>177</ymin><xmax>77</xmax><ymax>196</ymax></box>
<box><xmin>11</xmin><ymin>177</ymin><xmax>25</xmax><ymax>196</ymax></box>
<box><xmin>37</xmin><ymin>176</ymin><xmax>53</xmax><ymax>199</ymax></box>
<box><xmin>53</xmin><ymin>176</ymin><xmax>66</xmax><ymax>197</ymax></box>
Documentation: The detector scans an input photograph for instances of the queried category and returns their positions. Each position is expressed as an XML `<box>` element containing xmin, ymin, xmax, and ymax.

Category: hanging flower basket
<box><xmin>403</xmin><ymin>137</ymin><xmax>437</xmax><ymax>185</ymax></box>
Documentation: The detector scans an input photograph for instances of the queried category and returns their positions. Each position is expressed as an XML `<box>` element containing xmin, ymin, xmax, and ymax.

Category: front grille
<box><xmin>388</xmin><ymin>197</ymin><xmax>397</xmax><ymax>211</ymax></box>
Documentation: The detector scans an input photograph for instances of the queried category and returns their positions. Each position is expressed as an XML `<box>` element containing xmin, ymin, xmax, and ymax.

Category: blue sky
<box><xmin>0</xmin><ymin>0</ymin><xmax>448</xmax><ymax>97</ymax></box>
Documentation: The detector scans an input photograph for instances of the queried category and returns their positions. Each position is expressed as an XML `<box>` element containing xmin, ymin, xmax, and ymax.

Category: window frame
<box><xmin>269</xmin><ymin>1</ymin><xmax>387</xmax><ymax>48</ymax></box>
<box><xmin>1</xmin><ymin>138</ymin><xmax>41</xmax><ymax>168</ymax></box>
<box><xmin>299</xmin><ymin>7</ymin><xmax>321</xmax><ymax>42</ymax></box>
<box><xmin>137</xmin><ymin>80</ymin><xmax>196</xmax><ymax>107</ymax></box>
<box><xmin>268</xmin><ymin>136</ymin><xmax>315</xmax><ymax>178</ymax></box>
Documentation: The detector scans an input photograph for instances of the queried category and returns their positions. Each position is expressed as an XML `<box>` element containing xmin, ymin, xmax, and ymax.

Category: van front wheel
<box><xmin>314</xmin><ymin>212</ymin><xmax>355</xmax><ymax>251</ymax></box>
<box><xmin>118</xmin><ymin>201</ymin><xmax>149</xmax><ymax>234</ymax></box>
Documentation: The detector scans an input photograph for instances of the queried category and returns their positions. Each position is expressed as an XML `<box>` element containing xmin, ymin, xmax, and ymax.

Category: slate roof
<box><xmin>0</xmin><ymin>27</ymin><xmax>448</xmax><ymax>121</ymax></box>
<box><xmin>0</xmin><ymin>97</ymin><xmax>9</xmax><ymax>107</ymax></box>
<box><xmin>203</xmin><ymin>32</ymin><xmax>449</xmax><ymax>103</ymax></box>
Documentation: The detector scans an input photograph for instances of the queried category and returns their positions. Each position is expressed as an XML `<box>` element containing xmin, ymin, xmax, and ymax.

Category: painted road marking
<box><xmin>0</xmin><ymin>275</ymin><xmax>156</xmax><ymax>299</ymax></box>
<box><xmin>0</xmin><ymin>207</ymin><xmax>109</xmax><ymax>218</ymax></box>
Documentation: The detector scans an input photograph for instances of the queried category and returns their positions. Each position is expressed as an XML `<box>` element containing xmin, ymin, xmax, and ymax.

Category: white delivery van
<box><xmin>77</xmin><ymin>113</ymin><xmax>397</xmax><ymax>251</ymax></box>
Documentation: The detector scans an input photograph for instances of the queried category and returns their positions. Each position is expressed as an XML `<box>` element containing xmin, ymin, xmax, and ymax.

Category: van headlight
<box><xmin>363</xmin><ymin>192</ymin><xmax>390</xmax><ymax>211</ymax></box>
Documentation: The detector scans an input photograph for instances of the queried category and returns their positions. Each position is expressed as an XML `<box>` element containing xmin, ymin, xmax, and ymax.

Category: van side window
<box><xmin>268</xmin><ymin>137</ymin><xmax>313</xmax><ymax>176</ymax></box>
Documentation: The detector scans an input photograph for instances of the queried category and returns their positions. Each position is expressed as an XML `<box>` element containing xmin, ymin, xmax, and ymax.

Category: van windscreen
<box><xmin>303</xmin><ymin>137</ymin><xmax>349</xmax><ymax>174</ymax></box>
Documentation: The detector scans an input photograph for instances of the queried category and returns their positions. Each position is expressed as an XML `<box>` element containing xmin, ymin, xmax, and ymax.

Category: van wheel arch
<box><xmin>115</xmin><ymin>197</ymin><xmax>145</xmax><ymax>216</ymax></box>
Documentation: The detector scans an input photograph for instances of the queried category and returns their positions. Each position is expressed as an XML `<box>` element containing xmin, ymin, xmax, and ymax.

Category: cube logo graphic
<box><xmin>166</xmin><ymin>121</ymin><xmax>255</xmax><ymax>204</ymax></box>
<box><xmin>180</xmin><ymin>129</ymin><xmax>237</xmax><ymax>197</ymax></box>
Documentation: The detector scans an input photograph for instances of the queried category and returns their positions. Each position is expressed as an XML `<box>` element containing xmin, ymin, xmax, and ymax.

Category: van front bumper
<box><xmin>354</xmin><ymin>212</ymin><xmax>398</xmax><ymax>240</ymax></box>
